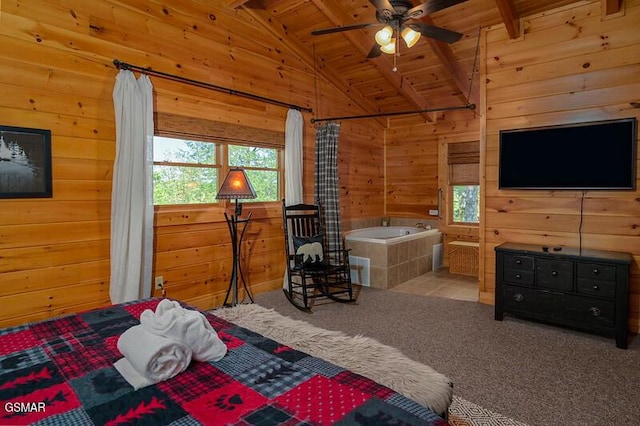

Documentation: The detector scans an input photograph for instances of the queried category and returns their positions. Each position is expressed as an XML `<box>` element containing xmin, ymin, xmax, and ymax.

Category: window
<box><xmin>228</xmin><ymin>145</ymin><xmax>279</xmax><ymax>202</ymax></box>
<box><xmin>448</xmin><ymin>141</ymin><xmax>479</xmax><ymax>225</ymax></box>
<box><xmin>153</xmin><ymin>113</ymin><xmax>284</xmax><ymax>206</ymax></box>
<box><xmin>153</xmin><ymin>137</ymin><xmax>281</xmax><ymax>206</ymax></box>
<box><xmin>452</xmin><ymin>185</ymin><xmax>479</xmax><ymax>223</ymax></box>
<box><xmin>153</xmin><ymin>136</ymin><xmax>219</xmax><ymax>205</ymax></box>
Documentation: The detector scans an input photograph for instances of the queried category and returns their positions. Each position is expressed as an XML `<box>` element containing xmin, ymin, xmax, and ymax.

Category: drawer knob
<box><xmin>589</xmin><ymin>307</ymin><xmax>602</xmax><ymax>317</ymax></box>
<box><xmin>516</xmin><ymin>259</ymin><xmax>522</xmax><ymax>265</ymax></box>
<box><xmin>593</xmin><ymin>285</ymin><xmax>600</xmax><ymax>291</ymax></box>
<box><xmin>551</xmin><ymin>271</ymin><xmax>558</xmax><ymax>277</ymax></box>
<box><xmin>515</xmin><ymin>273</ymin><xmax>521</xmax><ymax>279</ymax></box>
<box><xmin>592</xmin><ymin>268</ymin><xmax>599</xmax><ymax>275</ymax></box>
<box><xmin>514</xmin><ymin>293</ymin><xmax>524</xmax><ymax>303</ymax></box>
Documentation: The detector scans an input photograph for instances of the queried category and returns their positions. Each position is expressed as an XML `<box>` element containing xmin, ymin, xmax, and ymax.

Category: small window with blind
<box><xmin>448</xmin><ymin>141</ymin><xmax>480</xmax><ymax>225</ymax></box>
<box><xmin>153</xmin><ymin>113</ymin><xmax>284</xmax><ymax>206</ymax></box>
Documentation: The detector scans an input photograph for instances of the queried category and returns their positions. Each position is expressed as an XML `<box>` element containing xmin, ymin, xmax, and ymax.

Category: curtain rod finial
<box><xmin>113</xmin><ymin>59</ymin><xmax>131</xmax><ymax>70</ymax></box>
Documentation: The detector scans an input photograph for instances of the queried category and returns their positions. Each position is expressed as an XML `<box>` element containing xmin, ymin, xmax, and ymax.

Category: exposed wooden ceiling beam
<box><xmin>424</xmin><ymin>17</ymin><xmax>479</xmax><ymax>107</ymax></box>
<box><xmin>494</xmin><ymin>0</ymin><xmax>520</xmax><ymax>39</ymax></box>
<box><xmin>236</xmin><ymin>4</ymin><xmax>388</xmax><ymax>127</ymax></box>
<box><xmin>225</xmin><ymin>0</ymin><xmax>251</xmax><ymax>9</ymax></box>
<box><xmin>310</xmin><ymin>0</ymin><xmax>435</xmax><ymax>122</ymax></box>
<box><xmin>601</xmin><ymin>0</ymin><xmax>623</xmax><ymax>15</ymax></box>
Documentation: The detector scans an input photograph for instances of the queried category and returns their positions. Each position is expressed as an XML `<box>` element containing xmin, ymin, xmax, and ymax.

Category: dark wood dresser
<box><xmin>494</xmin><ymin>242</ymin><xmax>632</xmax><ymax>349</ymax></box>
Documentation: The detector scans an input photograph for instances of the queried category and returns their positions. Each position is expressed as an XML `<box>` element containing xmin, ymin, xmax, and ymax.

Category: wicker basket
<box><xmin>449</xmin><ymin>241</ymin><xmax>479</xmax><ymax>276</ymax></box>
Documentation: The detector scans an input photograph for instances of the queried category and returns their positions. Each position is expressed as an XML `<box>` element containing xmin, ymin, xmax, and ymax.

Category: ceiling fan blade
<box><xmin>368</xmin><ymin>0</ymin><xmax>397</xmax><ymax>19</ymax></box>
<box><xmin>311</xmin><ymin>22</ymin><xmax>379</xmax><ymax>36</ymax></box>
<box><xmin>367</xmin><ymin>44</ymin><xmax>383</xmax><ymax>58</ymax></box>
<box><xmin>409</xmin><ymin>22</ymin><xmax>463</xmax><ymax>44</ymax></box>
<box><xmin>406</xmin><ymin>0</ymin><xmax>468</xmax><ymax>19</ymax></box>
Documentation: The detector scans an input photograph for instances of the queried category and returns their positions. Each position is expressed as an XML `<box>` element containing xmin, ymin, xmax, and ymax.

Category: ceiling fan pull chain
<box><xmin>393</xmin><ymin>33</ymin><xmax>399</xmax><ymax>72</ymax></box>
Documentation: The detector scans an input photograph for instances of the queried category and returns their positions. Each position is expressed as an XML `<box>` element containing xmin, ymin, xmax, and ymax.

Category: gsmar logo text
<box><xmin>4</xmin><ymin>402</ymin><xmax>46</xmax><ymax>413</ymax></box>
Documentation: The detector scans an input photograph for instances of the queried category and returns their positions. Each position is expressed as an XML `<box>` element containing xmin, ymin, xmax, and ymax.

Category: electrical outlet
<box><xmin>154</xmin><ymin>276</ymin><xmax>164</xmax><ymax>290</ymax></box>
<box><xmin>429</xmin><ymin>209</ymin><xmax>439</xmax><ymax>216</ymax></box>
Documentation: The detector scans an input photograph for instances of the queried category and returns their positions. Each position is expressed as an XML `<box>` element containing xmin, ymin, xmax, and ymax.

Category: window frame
<box><xmin>152</xmin><ymin>135</ymin><xmax>283</xmax><ymax>209</ymax></box>
<box><xmin>437</xmin><ymin>134</ymin><xmax>481</xmax><ymax>230</ymax></box>
<box><xmin>223</xmin><ymin>144</ymin><xmax>283</xmax><ymax>204</ymax></box>
<box><xmin>449</xmin><ymin>184</ymin><xmax>480</xmax><ymax>226</ymax></box>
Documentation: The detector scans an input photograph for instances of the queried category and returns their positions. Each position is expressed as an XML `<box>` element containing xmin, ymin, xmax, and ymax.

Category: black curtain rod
<box><xmin>310</xmin><ymin>104</ymin><xmax>476</xmax><ymax>123</ymax></box>
<box><xmin>113</xmin><ymin>59</ymin><xmax>313</xmax><ymax>113</ymax></box>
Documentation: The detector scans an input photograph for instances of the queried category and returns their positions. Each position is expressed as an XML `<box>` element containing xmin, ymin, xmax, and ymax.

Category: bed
<box><xmin>0</xmin><ymin>298</ymin><xmax>447</xmax><ymax>425</ymax></box>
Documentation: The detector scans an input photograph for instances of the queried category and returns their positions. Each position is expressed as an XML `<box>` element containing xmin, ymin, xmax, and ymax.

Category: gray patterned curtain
<box><xmin>314</xmin><ymin>122</ymin><xmax>342</xmax><ymax>256</ymax></box>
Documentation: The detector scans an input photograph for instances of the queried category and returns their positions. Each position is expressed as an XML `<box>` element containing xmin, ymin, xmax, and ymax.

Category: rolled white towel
<box><xmin>140</xmin><ymin>299</ymin><xmax>227</xmax><ymax>362</ymax></box>
<box><xmin>114</xmin><ymin>325</ymin><xmax>192</xmax><ymax>390</ymax></box>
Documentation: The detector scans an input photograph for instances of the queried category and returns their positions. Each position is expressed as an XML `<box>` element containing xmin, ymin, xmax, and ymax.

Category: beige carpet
<box><xmin>213</xmin><ymin>303</ymin><xmax>526</xmax><ymax>425</ymax></box>
<box><xmin>251</xmin><ymin>286</ymin><xmax>640</xmax><ymax>425</ymax></box>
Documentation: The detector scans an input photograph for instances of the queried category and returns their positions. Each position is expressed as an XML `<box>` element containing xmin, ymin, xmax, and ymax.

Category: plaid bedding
<box><xmin>0</xmin><ymin>298</ymin><xmax>447</xmax><ymax>425</ymax></box>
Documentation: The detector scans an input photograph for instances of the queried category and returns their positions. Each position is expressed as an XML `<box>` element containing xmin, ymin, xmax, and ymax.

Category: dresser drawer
<box><xmin>503</xmin><ymin>269</ymin><xmax>534</xmax><ymax>286</ymax></box>
<box><xmin>577</xmin><ymin>263</ymin><xmax>616</xmax><ymax>282</ymax></box>
<box><xmin>503</xmin><ymin>254</ymin><xmax>534</xmax><ymax>271</ymax></box>
<box><xmin>576</xmin><ymin>279</ymin><xmax>616</xmax><ymax>299</ymax></box>
<box><xmin>564</xmin><ymin>295</ymin><xmax>615</xmax><ymax>327</ymax></box>
<box><xmin>536</xmin><ymin>259</ymin><xmax>573</xmax><ymax>291</ymax></box>
<box><xmin>503</xmin><ymin>286</ymin><xmax>562</xmax><ymax>316</ymax></box>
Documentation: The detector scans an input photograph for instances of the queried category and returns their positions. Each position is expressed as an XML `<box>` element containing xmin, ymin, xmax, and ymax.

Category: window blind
<box><xmin>155</xmin><ymin>113</ymin><xmax>284</xmax><ymax>149</ymax></box>
<box><xmin>448</xmin><ymin>141</ymin><xmax>479</xmax><ymax>185</ymax></box>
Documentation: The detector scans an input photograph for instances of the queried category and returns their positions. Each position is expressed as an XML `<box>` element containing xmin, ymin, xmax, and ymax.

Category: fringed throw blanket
<box><xmin>214</xmin><ymin>303</ymin><xmax>453</xmax><ymax>416</ymax></box>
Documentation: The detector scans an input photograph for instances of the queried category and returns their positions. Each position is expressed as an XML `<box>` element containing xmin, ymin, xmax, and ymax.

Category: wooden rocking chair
<box><xmin>282</xmin><ymin>200</ymin><xmax>356</xmax><ymax>312</ymax></box>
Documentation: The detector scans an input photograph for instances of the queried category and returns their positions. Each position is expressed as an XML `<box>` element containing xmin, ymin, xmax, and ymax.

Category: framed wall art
<box><xmin>0</xmin><ymin>125</ymin><xmax>52</xmax><ymax>198</ymax></box>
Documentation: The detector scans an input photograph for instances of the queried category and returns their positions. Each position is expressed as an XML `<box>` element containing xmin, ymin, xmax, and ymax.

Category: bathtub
<box><xmin>344</xmin><ymin>226</ymin><xmax>443</xmax><ymax>289</ymax></box>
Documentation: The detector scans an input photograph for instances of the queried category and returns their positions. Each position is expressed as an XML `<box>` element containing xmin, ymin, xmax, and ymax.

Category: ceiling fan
<box><xmin>311</xmin><ymin>0</ymin><xmax>467</xmax><ymax>59</ymax></box>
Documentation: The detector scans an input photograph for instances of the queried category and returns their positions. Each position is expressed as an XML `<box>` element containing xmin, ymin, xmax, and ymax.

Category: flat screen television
<box><xmin>499</xmin><ymin>118</ymin><xmax>637</xmax><ymax>190</ymax></box>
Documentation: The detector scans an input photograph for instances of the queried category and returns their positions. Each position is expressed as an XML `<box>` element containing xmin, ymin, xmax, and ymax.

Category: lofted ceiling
<box><xmin>224</xmin><ymin>0</ymin><xmax>622</xmax><ymax>124</ymax></box>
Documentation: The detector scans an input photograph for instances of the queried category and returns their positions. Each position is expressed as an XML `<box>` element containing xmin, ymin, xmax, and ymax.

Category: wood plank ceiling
<box><xmin>226</xmin><ymin>0</ymin><xmax>620</xmax><ymax>125</ymax></box>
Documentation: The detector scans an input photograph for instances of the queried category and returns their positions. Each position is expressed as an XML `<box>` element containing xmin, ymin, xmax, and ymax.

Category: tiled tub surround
<box><xmin>344</xmin><ymin>227</ymin><xmax>443</xmax><ymax>289</ymax></box>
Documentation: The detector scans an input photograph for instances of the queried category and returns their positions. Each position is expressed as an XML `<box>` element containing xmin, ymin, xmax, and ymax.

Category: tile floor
<box><xmin>390</xmin><ymin>267</ymin><xmax>479</xmax><ymax>302</ymax></box>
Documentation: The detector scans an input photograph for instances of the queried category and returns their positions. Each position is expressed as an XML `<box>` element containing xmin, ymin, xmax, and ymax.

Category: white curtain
<box><xmin>283</xmin><ymin>109</ymin><xmax>304</xmax><ymax>289</ymax></box>
<box><xmin>110</xmin><ymin>70</ymin><xmax>154</xmax><ymax>304</ymax></box>
<box><xmin>285</xmin><ymin>109</ymin><xmax>304</xmax><ymax>204</ymax></box>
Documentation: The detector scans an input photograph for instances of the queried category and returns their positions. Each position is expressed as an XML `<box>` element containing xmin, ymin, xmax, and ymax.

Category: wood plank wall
<box><xmin>386</xmin><ymin>110</ymin><xmax>480</xmax><ymax>218</ymax></box>
<box><xmin>0</xmin><ymin>0</ymin><xmax>384</xmax><ymax>327</ymax></box>
<box><xmin>482</xmin><ymin>0</ymin><xmax>640</xmax><ymax>332</ymax></box>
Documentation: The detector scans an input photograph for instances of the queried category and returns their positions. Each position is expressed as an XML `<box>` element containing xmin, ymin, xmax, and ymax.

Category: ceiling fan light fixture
<box><xmin>401</xmin><ymin>27</ymin><xmax>421</xmax><ymax>48</ymax></box>
<box><xmin>375</xmin><ymin>25</ymin><xmax>394</xmax><ymax>46</ymax></box>
<box><xmin>380</xmin><ymin>39</ymin><xmax>396</xmax><ymax>54</ymax></box>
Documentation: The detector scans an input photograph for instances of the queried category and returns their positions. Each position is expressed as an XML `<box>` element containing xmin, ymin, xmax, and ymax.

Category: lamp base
<box><xmin>222</xmin><ymin>211</ymin><xmax>254</xmax><ymax>307</ymax></box>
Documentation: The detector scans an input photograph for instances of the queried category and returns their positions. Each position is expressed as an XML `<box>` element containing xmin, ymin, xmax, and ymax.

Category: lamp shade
<box><xmin>401</xmin><ymin>27</ymin><xmax>421</xmax><ymax>48</ymax></box>
<box><xmin>380</xmin><ymin>39</ymin><xmax>396</xmax><ymax>54</ymax></box>
<box><xmin>216</xmin><ymin>168</ymin><xmax>257</xmax><ymax>200</ymax></box>
<box><xmin>375</xmin><ymin>25</ymin><xmax>393</xmax><ymax>46</ymax></box>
